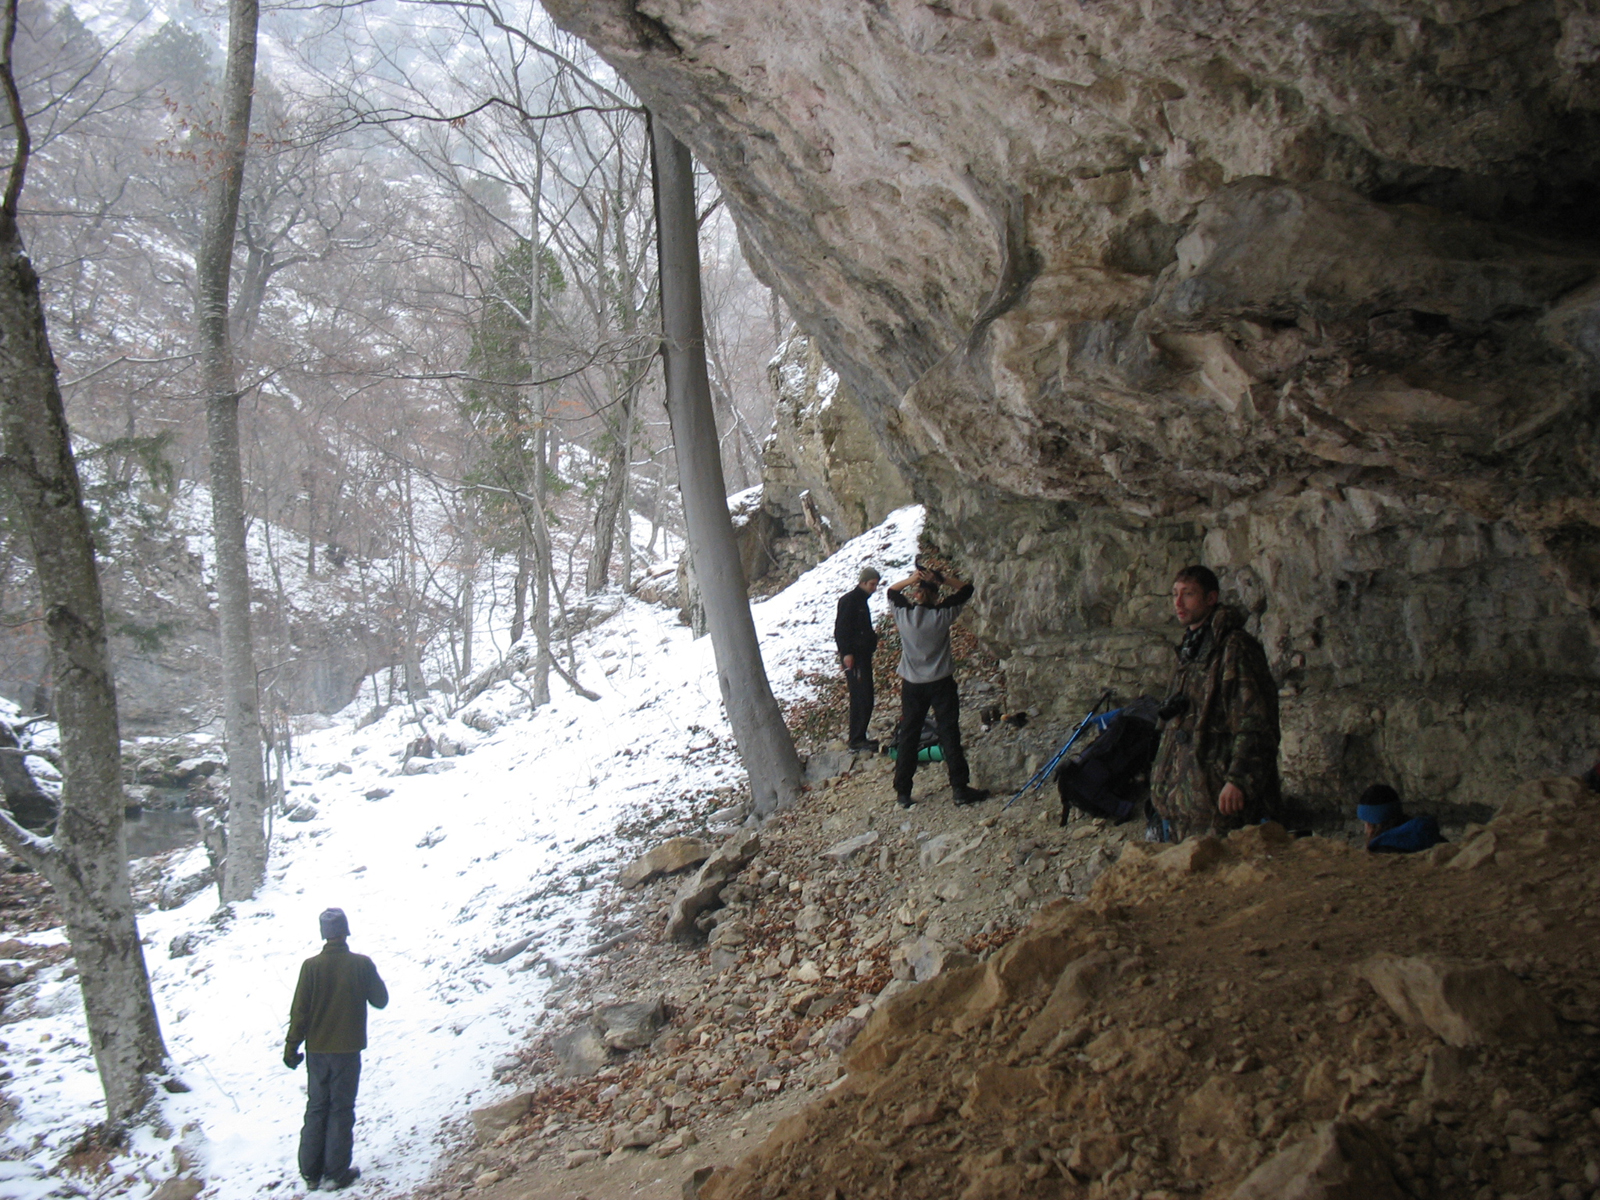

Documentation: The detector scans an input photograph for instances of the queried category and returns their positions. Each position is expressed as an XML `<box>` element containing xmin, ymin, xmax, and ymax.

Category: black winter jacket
<box><xmin>834</xmin><ymin>586</ymin><xmax>879</xmax><ymax>659</ymax></box>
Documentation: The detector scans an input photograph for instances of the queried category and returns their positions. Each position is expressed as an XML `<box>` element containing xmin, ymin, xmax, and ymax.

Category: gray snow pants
<box><xmin>299</xmin><ymin>1051</ymin><xmax>362</xmax><ymax>1182</ymax></box>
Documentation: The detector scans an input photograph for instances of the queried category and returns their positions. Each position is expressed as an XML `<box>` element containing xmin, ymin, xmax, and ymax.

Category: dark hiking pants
<box><xmin>893</xmin><ymin>674</ymin><xmax>969</xmax><ymax>797</ymax></box>
<box><xmin>845</xmin><ymin>655</ymin><xmax>875</xmax><ymax>745</ymax></box>
<box><xmin>299</xmin><ymin>1051</ymin><xmax>362</xmax><ymax>1182</ymax></box>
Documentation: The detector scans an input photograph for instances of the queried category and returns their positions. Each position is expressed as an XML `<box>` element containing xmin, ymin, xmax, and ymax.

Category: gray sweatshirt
<box><xmin>889</xmin><ymin>583</ymin><xmax>973</xmax><ymax>683</ymax></box>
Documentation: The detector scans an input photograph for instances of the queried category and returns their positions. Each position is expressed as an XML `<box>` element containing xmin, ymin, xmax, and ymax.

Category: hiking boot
<box><xmin>896</xmin><ymin>792</ymin><xmax>915</xmax><ymax>809</ymax></box>
<box><xmin>952</xmin><ymin>786</ymin><xmax>991</xmax><ymax>807</ymax></box>
<box><xmin>301</xmin><ymin>1178</ymin><xmax>321</xmax><ymax>1193</ymax></box>
<box><xmin>324</xmin><ymin>1168</ymin><xmax>361</xmax><ymax>1191</ymax></box>
<box><xmin>848</xmin><ymin>739</ymin><xmax>880</xmax><ymax>753</ymax></box>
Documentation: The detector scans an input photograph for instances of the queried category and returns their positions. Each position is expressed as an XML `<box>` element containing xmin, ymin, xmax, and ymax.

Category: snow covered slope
<box><xmin>0</xmin><ymin>507</ymin><xmax>922</xmax><ymax>1199</ymax></box>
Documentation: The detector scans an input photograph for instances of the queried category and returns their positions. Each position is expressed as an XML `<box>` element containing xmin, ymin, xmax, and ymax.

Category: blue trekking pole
<box><xmin>1002</xmin><ymin>689</ymin><xmax>1114</xmax><ymax>811</ymax></box>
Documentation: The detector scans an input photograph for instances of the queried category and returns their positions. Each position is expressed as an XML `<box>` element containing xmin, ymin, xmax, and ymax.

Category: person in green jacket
<box><xmin>285</xmin><ymin>908</ymin><xmax>388</xmax><ymax>1192</ymax></box>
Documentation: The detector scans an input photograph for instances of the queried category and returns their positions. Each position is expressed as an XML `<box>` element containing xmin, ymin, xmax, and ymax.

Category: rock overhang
<box><xmin>546</xmin><ymin>0</ymin><xmax>1600</xmax><ymax>811</ymax></box>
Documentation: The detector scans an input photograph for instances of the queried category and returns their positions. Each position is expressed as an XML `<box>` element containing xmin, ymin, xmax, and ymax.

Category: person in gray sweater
<box><xmin>887</xmin><ymin>567</ymin><xmax>989</xmax><ymax>808</ymax></box>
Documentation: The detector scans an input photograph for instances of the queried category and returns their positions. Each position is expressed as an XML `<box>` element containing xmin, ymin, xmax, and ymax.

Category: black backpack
<box><xmin>1056</xmin><ymin>698</ymin><xmax>1159</xmax><ymax>825</ymax></box>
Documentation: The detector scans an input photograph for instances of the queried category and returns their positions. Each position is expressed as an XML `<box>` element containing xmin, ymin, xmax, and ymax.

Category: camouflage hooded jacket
<box><xmin>1149</xmin><ymin>604</ymin><xmax>1281</xmax><ymax>838</ymax></box>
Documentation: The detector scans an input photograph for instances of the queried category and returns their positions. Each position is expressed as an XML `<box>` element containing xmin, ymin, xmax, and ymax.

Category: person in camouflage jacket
<box><xmin>1149</xmin><ymin>566</ymin><xmax>1281</xmax><ymax>840</ymax></box>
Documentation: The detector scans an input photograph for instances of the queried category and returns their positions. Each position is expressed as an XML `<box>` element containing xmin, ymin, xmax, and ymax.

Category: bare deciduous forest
<box><xmin>7</xmin><ymin>0</ymin><xmax>784</xmax><ymax>726</ymax></box>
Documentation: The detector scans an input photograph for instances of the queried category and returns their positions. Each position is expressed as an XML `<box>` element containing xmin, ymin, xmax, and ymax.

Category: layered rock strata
<box><xmin>546</xmin><ymin>0</ymin><xmax>1600</xmax><ymax>814</ymax></box>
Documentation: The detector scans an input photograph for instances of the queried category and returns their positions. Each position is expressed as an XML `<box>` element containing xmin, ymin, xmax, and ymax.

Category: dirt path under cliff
<box><xmin>412</xmin><ymin>750</ymin><xmax>1600</xmax><ymax>1200</ymax></box>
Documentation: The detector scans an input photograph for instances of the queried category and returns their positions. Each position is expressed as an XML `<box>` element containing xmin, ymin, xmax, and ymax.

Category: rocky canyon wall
<box><xmin>546</xmin><ymin>0</ymin><xmax>1600</xmax><ymax>814</ymax></box>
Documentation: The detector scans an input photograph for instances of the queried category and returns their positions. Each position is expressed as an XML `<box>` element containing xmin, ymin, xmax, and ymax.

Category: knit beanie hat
<box><xmin>1356</xmin><ymin>784</ymin><xmax>1403</xmax><ymax>825</ymax></box>
<box><xmin>319</xmin><ymin>908</ymin><xmax>350</xmax><ymax>940</ymax></box>
<box><xmin>859</xmin><ymin>566</ymin><xmax>881</xmax><ymax>584</ymax></box>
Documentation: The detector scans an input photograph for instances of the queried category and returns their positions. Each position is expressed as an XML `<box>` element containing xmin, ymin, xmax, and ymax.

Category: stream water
<box><xmin>124</xmin><ymin>806</ymin><xmax>202</xmax><ymax>859</ymax></box>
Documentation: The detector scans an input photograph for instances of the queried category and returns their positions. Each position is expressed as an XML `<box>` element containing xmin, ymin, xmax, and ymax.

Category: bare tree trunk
<box><xmin>586</xmin><ymin>378</ymin><xmax>641</xmax><ymax>593</ymax></box>
<box><xmin>459</xmin><ymin>572</ymin><xmax>474</xmax><ymax>678</ymax></box>
<box><xmin>0</xmin><ymin>4</ymin><xmax>170</xmax><ymax>1119</ymax></box>
<box><xmin>526</xmin><ymin>157</ymin><xmax>552</xmax><ymax>705</ymax></box>
<box><xmin>651</xmin><ymin>116</ymin><xmax>801</xmax><ymax>816</ymax></box>
<box><xmin>510</xmin><ymin>536</ymin><xmax>529</xmax><ymax>645</ymax></box>
<box><xmin>196</xmin><ymin>0</ymin><xmax>267</xmax><ymax>903</ymax></box>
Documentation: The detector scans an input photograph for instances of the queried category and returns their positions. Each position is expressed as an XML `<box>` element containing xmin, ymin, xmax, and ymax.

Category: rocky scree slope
<box><xmin>699</xmin><ymin>776</ymin><xmax>1600</xmax><ymax>1200</ymax></box>
<box><xmin>419</xmin><ymin>751</ymin><xmax>1161</xmax><ymax>1199</ymax></box>
<box><xmin>421</xmin><ymin>754</ymin><xmax>1600</xmax><ymax>1200</ymax></box>
<box><xmin>542</xmin><ymin>0</ymin><xmax>1600</xmax><ymax>815</ymax></box>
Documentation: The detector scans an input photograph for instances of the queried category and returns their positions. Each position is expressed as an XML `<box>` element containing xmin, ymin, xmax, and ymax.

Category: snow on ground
<box><xmin>0</xmin><ymin>507</ymin><xmax>923</xmax><ymax>1199</ymax></box>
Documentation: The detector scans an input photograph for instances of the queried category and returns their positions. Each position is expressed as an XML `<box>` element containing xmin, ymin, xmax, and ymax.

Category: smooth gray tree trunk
<box><xmin>651</xmin><ymin>116</ymin><xmax>801</xmax><ymax>815</ymax></box>
<box><xmin>0</xmin><ymin>2</ymin><xmax>171</xmax><ymax>1118</ymax></box>
<box><xmin>196</xmin><ymin>0</ymin><xmax>268</xmax><ymax>902</ymax></box>
<box><xmin>526</xmin><ymin>158</ymin><xmax>553</xmax><ymax>705</ymax></box>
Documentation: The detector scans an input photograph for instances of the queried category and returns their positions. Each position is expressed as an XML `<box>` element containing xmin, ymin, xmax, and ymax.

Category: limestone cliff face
<box><xmin>763</xmin><ymin>336</ymin><xmax>914</xmax><ymax>545</ymax></box>
<box><xmin>546</xmin><ymin>0</ymin><xmax>1600</xmax><ymax>812</ymax></box>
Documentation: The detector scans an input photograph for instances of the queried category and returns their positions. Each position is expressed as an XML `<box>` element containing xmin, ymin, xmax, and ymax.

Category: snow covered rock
<box><xmin>285</xmin><ymin>802</ymin><xmax>318</xmax><ymax>823</ymax></box>
<box><xmin>481</xmin><ymin>937</ymin><xmax>533</xmax><ymax>965</ymax></box>
<box><xmin>617</xmin><ymin>837</ymin><xmax>711</xmax><ymax>890</ymax></box>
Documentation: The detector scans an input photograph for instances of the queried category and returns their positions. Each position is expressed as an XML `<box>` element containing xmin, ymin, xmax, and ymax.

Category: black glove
<box><xmin>284</xmin><ymin>1048</ymin><xmax>303</xmax><ymax>1070</ymax></box>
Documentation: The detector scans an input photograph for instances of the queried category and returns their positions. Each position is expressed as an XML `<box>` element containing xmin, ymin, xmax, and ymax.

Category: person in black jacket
<box><xmin>834</xmin><ymin>567</ymin><xmax>882</xmax><ymax>750</ymax></box>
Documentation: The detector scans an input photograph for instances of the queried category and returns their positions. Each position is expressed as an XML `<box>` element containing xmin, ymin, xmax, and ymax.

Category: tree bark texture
<box><xmin>196</xmin><ymin>0</ymin><xmax>267</xmax><ymax>902</ymax></box>
<box><xmin>0</xmin><ymin>184</ymin><xmax>169</xmax><ymax>1121</ymax></box>
<box><xmin>651</xmin><ymin>117</ymin><xmax>802</xmax><ymax>815</ymax></box>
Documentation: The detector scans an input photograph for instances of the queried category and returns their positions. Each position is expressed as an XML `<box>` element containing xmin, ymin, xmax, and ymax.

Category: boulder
<box><xmin>618</xmin><ymin>837</ymin><xmax>712</xmax><ymax>890</ymax></box>
<box><xmin>596</xmin><ymin>996</ymin><xmax>667</xmax><ymax>1050</ymax></box>
<box><xmin>804</xmin><ymin>747</ymin><xmax>855</xmax><ymax>785</ymax></box>
<box><xmin>152</xmin><ymin>1181</ymin><xmax>204</xmax><ymax>1200</ymax></box>
<box><xmin>891</xmin><ymin>936</ymin><xmax>974</xmax><ymax>983</ymax></box>
<box><xmin>665</xmin><ymin>830</ymin><xmax>761</xmax><ymax>942</ymax></box>
<box><xmin>1231</xmin><ymin>1120</ymin><xmax>1406</xmax><ymax>1199</ymax></box>
<box><xmin>617</xmin><ymin>1109</ymin><xmax>668</xmax><ymax>1148</ymax></box>
<box><xmin>285</xmin><ymin>802</ymin><xmax>318</xmax><ymax>823</ymax></box>
<box><xmin>551</xmin><ymin>1024</ymin><xmax>611</xmax><ymax>1077</ymax></box>
<box><xmin>1359</xmin><ymin>954</ymin><xmax>1560</xmax><ymax>1047</ymax></box>
<box><xmin>363</xmin><ymin>787</ymin><xmax>393</xmax><ymax>801</ymax></box>
<box><xmin>173</xmin><ymin>758</ymin><xmax>222</xmax><ymax>781</ymax></box>
<box><xmin>469</xmin><ymin>1092</ymin><xmax>535</xmax><ymax>1142</ymax></box>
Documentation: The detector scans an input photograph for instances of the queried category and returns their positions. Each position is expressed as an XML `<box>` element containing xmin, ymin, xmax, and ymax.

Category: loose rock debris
<box><xmin>419</xmin><ymin>768</ymin><xmax>1600</xmax><ymax>1200</ymax></box>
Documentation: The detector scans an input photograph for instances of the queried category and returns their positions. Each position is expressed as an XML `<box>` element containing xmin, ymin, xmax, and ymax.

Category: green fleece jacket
<box><xmin>286</xmin><ymin>940</ymin><xmax>389</xmax><ymax>1055</ymax></box>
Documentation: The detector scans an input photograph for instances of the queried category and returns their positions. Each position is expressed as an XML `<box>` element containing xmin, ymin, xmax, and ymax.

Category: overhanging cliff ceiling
<box><xmin>547</xmin><ymin>0</ymin><xmax>1600</xmax><ymax>614</ymax></box>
